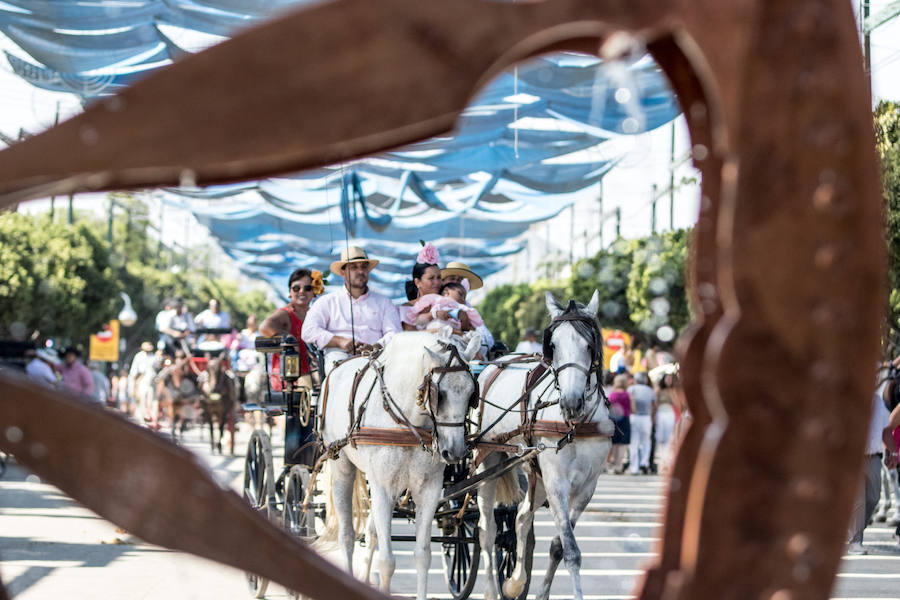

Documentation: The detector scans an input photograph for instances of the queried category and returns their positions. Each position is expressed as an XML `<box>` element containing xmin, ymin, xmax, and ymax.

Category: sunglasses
<box><xmin>291</xmin><ymin>284</ymin><xmax>314</xmax><ymax>292</ymax></box>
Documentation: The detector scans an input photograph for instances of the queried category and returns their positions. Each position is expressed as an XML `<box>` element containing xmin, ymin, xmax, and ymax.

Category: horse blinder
<box><xmin>542</xmin><ymin>328</ymin><xmax>554</xmax><ymax>360</ymax></box>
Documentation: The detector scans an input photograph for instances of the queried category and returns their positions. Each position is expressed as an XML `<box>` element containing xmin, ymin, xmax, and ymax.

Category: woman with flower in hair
<box><xmin>260</xmin><ymin>267</ymin><xmax>323</xmax><ymax>380</ymax></box>
<box><xmin>399</xmin><ymin>242</ymin><xmax>473</xmax><ymax>333</ymax></box>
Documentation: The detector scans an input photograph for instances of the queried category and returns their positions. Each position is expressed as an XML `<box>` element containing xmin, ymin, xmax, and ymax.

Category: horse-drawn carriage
<box><xmin>239</xmin><ymin>292</ymin><xmax>612</xmax><ymax>600</ymax></box>
<box><xmin>144</xmin><ymin>327</ymin><xmax>238</xmax><ymax>454</ymax></box>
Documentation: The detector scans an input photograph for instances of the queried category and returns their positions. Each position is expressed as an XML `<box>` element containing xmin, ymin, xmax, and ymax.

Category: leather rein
<box><xmin>474</xmin><ymin>310</ymin><xmax>611</xmax><ymax>456</ymax></box>
<box><xmin>327</xmin><ymin>342</ymin><xmax>477</xmax><ymax>453</ymax></box>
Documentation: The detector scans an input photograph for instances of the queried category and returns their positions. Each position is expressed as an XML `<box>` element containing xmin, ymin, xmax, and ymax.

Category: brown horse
<box><xmin>155</xmin><ymin>355</ymin><xmax>202</xmax><ymax>442</ymax></box>
<box><xmin>200</xmin><ymin>356</ymin><xmax>236</xmax><ymax>454</ymax></box>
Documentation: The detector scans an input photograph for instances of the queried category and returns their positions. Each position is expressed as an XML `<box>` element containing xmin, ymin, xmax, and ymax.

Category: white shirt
<box><xmin>477</xmin><ymin>324</ymin><xmax>495</xmax><ymax>354</ymax></box>
<box><xmin>155</xmin><ymin>308</ymin><xmax>174</xmax><ymax>332</ymax></box>
<box><xmin>157</xmin><ymin>309</ymin><xmax>191</xmax><ymax>334</ymax></box>
<box><xmin>26</xmin><ymin>358</ymin><xmax>57</xmax><ymax>386</ymax></box>
<box><xmin>515</xmin><ymin>340</ymin><xmax>542</xmax><ymax>354</ymax></box>
<box><xmin>302</xmin><ymin>287</ymin><xmax>401</xmax><ymax>349</ymax></box>
<box><xmin>866</xmin><ymin>392</ymin><xmax>891</xmax><ymax>455</ymax></box>
<box><xmin>610</xmin><ymin>349</ymin><xmax>627</xmax><ymax>372</ymax></box>
<box><xmin>195</xmin><ymin>309</ymin><xmax>231</xmax><ymax>329</ymax></box>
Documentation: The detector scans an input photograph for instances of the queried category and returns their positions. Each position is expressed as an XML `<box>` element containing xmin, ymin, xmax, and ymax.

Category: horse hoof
<box><xmin>502</xmin><ymin>577</ymin><xmax>525</xmax><ymax>599</ymax></box>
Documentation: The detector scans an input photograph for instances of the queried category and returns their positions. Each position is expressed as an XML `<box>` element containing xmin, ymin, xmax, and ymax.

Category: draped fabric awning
<box><xmin>0</xmin><ymin>1</ymin><xmax>682</xmax><ymax>300</ymax></box>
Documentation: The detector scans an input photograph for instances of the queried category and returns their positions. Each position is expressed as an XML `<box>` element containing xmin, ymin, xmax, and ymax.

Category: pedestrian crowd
<box><xmin>602</xmin><ymin>346</ymin><xmax>684</xmax><ymax>476</ymax></box>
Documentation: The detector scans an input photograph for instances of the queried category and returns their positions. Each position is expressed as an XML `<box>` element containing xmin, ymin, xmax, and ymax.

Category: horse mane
<box><xmin>377</xmin><ymin>332</ymin><xmax>444</xmax><ymax>401</ymax></box>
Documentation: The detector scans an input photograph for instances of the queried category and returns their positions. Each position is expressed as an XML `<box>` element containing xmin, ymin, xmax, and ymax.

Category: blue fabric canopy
<box><xmin>0</xmin><ymin>0</ymin><xmax>682</xmax><ymax>300</ymax></box>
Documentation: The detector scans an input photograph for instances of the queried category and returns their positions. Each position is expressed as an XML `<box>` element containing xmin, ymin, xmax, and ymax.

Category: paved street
<box><xmin>2</xmin><ymin>422</ymin><xmax>900</xmax><ymax>599</ymax></box>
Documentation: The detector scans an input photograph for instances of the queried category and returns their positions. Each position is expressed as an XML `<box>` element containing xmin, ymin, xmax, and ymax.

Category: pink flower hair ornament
<box><xmin>417</xmin><ymin>242</ymin><xmax>440</xmax><ymax>265</ymax></box>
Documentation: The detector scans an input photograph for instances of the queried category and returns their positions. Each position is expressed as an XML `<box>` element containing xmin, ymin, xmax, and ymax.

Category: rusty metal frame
<box><xmin>0</xmin><ymin>1</ymin><xmax>881</xmax><ymax>599</ymax></box>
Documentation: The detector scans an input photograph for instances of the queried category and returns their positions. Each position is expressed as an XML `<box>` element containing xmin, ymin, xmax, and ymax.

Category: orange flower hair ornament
<box><xmin>310</xmin><ymin>270</ymin><xmax>325</xmax><ymax>296</ymax></box>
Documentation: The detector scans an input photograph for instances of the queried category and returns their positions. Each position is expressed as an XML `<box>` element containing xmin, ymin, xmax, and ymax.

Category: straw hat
<box><xmin>330</xmin><ymin>246</ymin><xmax>379</xmax><ymax>278</ymax></box>
<box><xmin>441</xmin><ymin>261</ymin><xmax>483</xmax><ymax>290</ymax></box>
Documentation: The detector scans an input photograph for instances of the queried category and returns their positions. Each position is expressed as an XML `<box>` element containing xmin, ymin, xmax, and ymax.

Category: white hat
<box><xmin>36</xmin><ymin>348</ymin><xmax>61</xmax><ymax>365</ymax></box>
<box><xmin>440</xmin><ymin>261</ymin><xmax>483</xmax><ymax>291</ymax></box>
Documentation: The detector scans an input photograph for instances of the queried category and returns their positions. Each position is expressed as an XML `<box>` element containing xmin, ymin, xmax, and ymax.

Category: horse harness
<box><xmin>473</xmin><ymin>308</ymin><xmax>611</xmax><ymax>459</ymax></box>
<box><xmin>320</xmin><ymin>342</ymin><xmax>478</xmax><ymax>455</ymax></box>
<box><xmin>303</xmin><ymin>343</ymin><xmax>478</xmax><ymax>510</ymax></box>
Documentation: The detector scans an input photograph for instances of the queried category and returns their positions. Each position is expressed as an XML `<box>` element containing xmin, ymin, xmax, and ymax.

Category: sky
<box><xmin>0</xmin><ymin>1</ymin><xmax>897</xmax><ymax>301</ymax></box>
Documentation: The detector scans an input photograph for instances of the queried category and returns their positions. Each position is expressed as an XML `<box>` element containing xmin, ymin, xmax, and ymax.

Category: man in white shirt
<box><xmin>127</xmin><ymin>341</ymin><xmax>156</xmax><ymax>414</ymax></box>
<box><xmin>514</xmin><ymin>328</ymin><xmax>542</xmax><ymax>354</ymax></box>
<box><xmin>302</xmin><ymin>246</ymin><xmax>401</xmax><ymax>373</ymax></box>
<box><xmin>157</xmin><ymin>297</ymin><xmax>192</xmax><ymax>354</ymax></box>
<box><xmin>26</xmin><ymin>348</ymin><xmax>59</xmax><ymax>386</ymax></box>
<box><xmin>195</xmin><ymin>298</ymin><xmax>231</xmax><ymax>329</ymax></box>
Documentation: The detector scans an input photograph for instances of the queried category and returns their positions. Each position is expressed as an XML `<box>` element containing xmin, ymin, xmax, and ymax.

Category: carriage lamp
<box><xmin>281</xmin><ymin>335</ymin><xmax>301</xmax><ymax>383</ymax></box>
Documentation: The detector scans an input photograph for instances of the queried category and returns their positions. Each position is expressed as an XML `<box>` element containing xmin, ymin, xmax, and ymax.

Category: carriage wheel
<box><xmin>494</xmin><ymin>505</ymin><xmax>535</xmax><ymax>600</ymax></box>
<box><xmin>283</xmin><ymin>465</ymin><xmax>316</xmax><ymax>599</ymax></box>
<box><xmin>242</xmin><ymin>430</ymin><xmax>275</xmax><ymax>598</ymax></box>
<box><xmin>441</xmin><ymin>500</ymin><xmax>480</xmax><ymax>600</ymax></box>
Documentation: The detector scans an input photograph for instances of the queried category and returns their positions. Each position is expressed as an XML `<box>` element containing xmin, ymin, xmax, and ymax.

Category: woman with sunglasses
<box><xmin>260</xmin><ymin>268</ymin><xmax>324</xmax><ymax>381</ymax></box>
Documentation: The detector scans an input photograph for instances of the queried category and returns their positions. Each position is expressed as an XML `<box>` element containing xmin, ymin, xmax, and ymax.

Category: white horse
<box><xmin>320</xmin><ymin>331</ymin><xmax>480</xmax><ymax>600</ymax></box>
<box><xmin>476</xmin><ymin>290</ymin><xmax>613</xmax><ymax>600</ymax></box>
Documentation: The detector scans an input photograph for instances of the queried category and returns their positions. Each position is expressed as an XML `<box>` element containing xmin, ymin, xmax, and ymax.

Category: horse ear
<box><xmin>436</xmin><ymin>325</ymin><xmax>454</xmax><ymax>342</ymax></box>
<box><xmin>586</xmin><ymin>290</ymin><xmax>600</xmax><ymax>317</ymax></box>
<box><xmin>545</xmin><ymin>291</ymin><xmax>563</xmax><ymax>318</ymax></box>
<box><xmin>462</xmin><ymin>333</ymin><xmax>482</xmax><ymax>362</ymax></box>
<box><xmin>425</xmin><ymin>347</ymin><xmax>445</xmax><ymax>365</ymax></box>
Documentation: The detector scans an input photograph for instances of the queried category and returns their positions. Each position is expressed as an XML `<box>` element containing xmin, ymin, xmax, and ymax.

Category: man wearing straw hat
<box><xmin>302</xmin><ymin>246</ymin><xmax>401</xmax><ymax>372</ymax></box>
<box><xmin>440</xmin><ymin>261</ymin><xmax>495</xmax><ymax>355</ymax></box>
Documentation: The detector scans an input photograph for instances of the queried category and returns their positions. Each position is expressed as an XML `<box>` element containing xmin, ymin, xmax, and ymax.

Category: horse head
<box><xmin>203</xmin><ymin>356</ymin><xmax>230</xmax><ymax>401</ymax></box>
<box><xmin>423</xmin><ymin>334</ymin><xmax>481</xmax><ymax>464</ymax></box>
<box><xmin>544</xmin><ymin>290</ymin><xmax>601</xmax><ymax>422</ymax></box>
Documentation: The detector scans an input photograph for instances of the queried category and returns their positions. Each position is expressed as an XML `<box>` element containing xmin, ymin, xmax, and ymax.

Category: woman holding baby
<box><xmin>399</xmin><ymin>242</ymin><xmax>481</xmax><ymax>336</ymax></box>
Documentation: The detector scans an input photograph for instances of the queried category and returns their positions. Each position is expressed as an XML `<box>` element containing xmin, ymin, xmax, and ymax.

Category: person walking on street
<box><xmin>608</xmin><ymin>373</ymin><xmax>632</xmax><ymax>473</ymax></box>
<box><xmin>59</xmin><ymin>347</ymin><xmax>94</xmax><ymax>397</ymax></box>
<box><xmin>847</xmin><ymin>389</ymin><xmax>894</xmax><ymax>554</ymax></box>
<box><xmin>627</xmin><ymin>371</ymin><xmax>656</xmax><ymax>474</ymax></box>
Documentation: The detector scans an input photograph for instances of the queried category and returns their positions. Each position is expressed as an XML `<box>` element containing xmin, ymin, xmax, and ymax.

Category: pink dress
<box><xmin>403</xmin><ymin>294</ymin><xmax>484</xmax><ymax>329</ymax></box>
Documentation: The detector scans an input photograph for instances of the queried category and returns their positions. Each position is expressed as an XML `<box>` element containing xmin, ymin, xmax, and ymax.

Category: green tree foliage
<box><xmin>626</xmin><ymin>230</ymin><xmax>690</xmax><ymax>339</ymax></box>
<box><xmin>572</xmin><ymin>238</ymin><xmax>639</xmax><ymax>332</ymax></box>
<box><xmin>0</xmin><ymin>213</ymin><xmax>118</xmax><ymax>343</ymax></box>
<box><xmin>478</xmin><ymin>231</ymin><xmax>690</xmax><ymax>347</ymax></box>
<box><xmin>478</xmin><ymin>283</ymin><xmax>533</xmax><ymax>349</ymax></box>
<box><xmin>1</xmin><ymin>196</ymin><xmax>275</xmax><ymax>358</ymax></box>
<box><xmin>875</xmin><ymin>100</ymin><xmax>900</xmax><ymax>349</ymax></box>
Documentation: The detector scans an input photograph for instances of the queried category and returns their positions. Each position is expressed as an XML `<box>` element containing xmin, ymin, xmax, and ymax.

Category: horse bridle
<box><xmin>542</xmin><ymin>305</ymin><xmax>604</xmax><ymax>399</ymax></box>
<box><xmin>418</xmin><ymin>342</ymin><xmax>479</xmax><ymax>436</ymax></box>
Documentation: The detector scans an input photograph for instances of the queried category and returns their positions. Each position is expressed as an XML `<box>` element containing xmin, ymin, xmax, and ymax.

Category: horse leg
<box><xmin>476</xmin><ymin>454</ymin><xmax>501</xmax><ymax>600</ymax></box>
<box><xmin>502</xmin><ymin>475</ymin><xmax>545</xmax><ymax>600</ymax></box>
<box><xmin>363</xmin><ymin>513</ymin><xmax>377</xmax><ymax>584</ymax></box>
<box><xmin>413</xmin><ymin>477</ymin><xmax>442</xmax><ymax>600</ymax></box>
<box><xmin>331</xmin><ymin>456</ymin><xmax>358</xmax><ymax>574</ymax></box>
<box><xmin>535</xmin><ymin>472</ymin><xmax>582</xmax><ymax>600</ymax></box>
<box><xmin>207</xmin><ymin>408</ymin><xmax>216</xmax><ymax>454</ymax></box>
<box><xmin>369</xmin><ymin>484</ymin><xmax>396</xmax><ymax>594</ymax></box>
<box><xmin>217</xmin><ymin>412</ymin><xmax>225</xmax><ymax>454</ymax></box>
